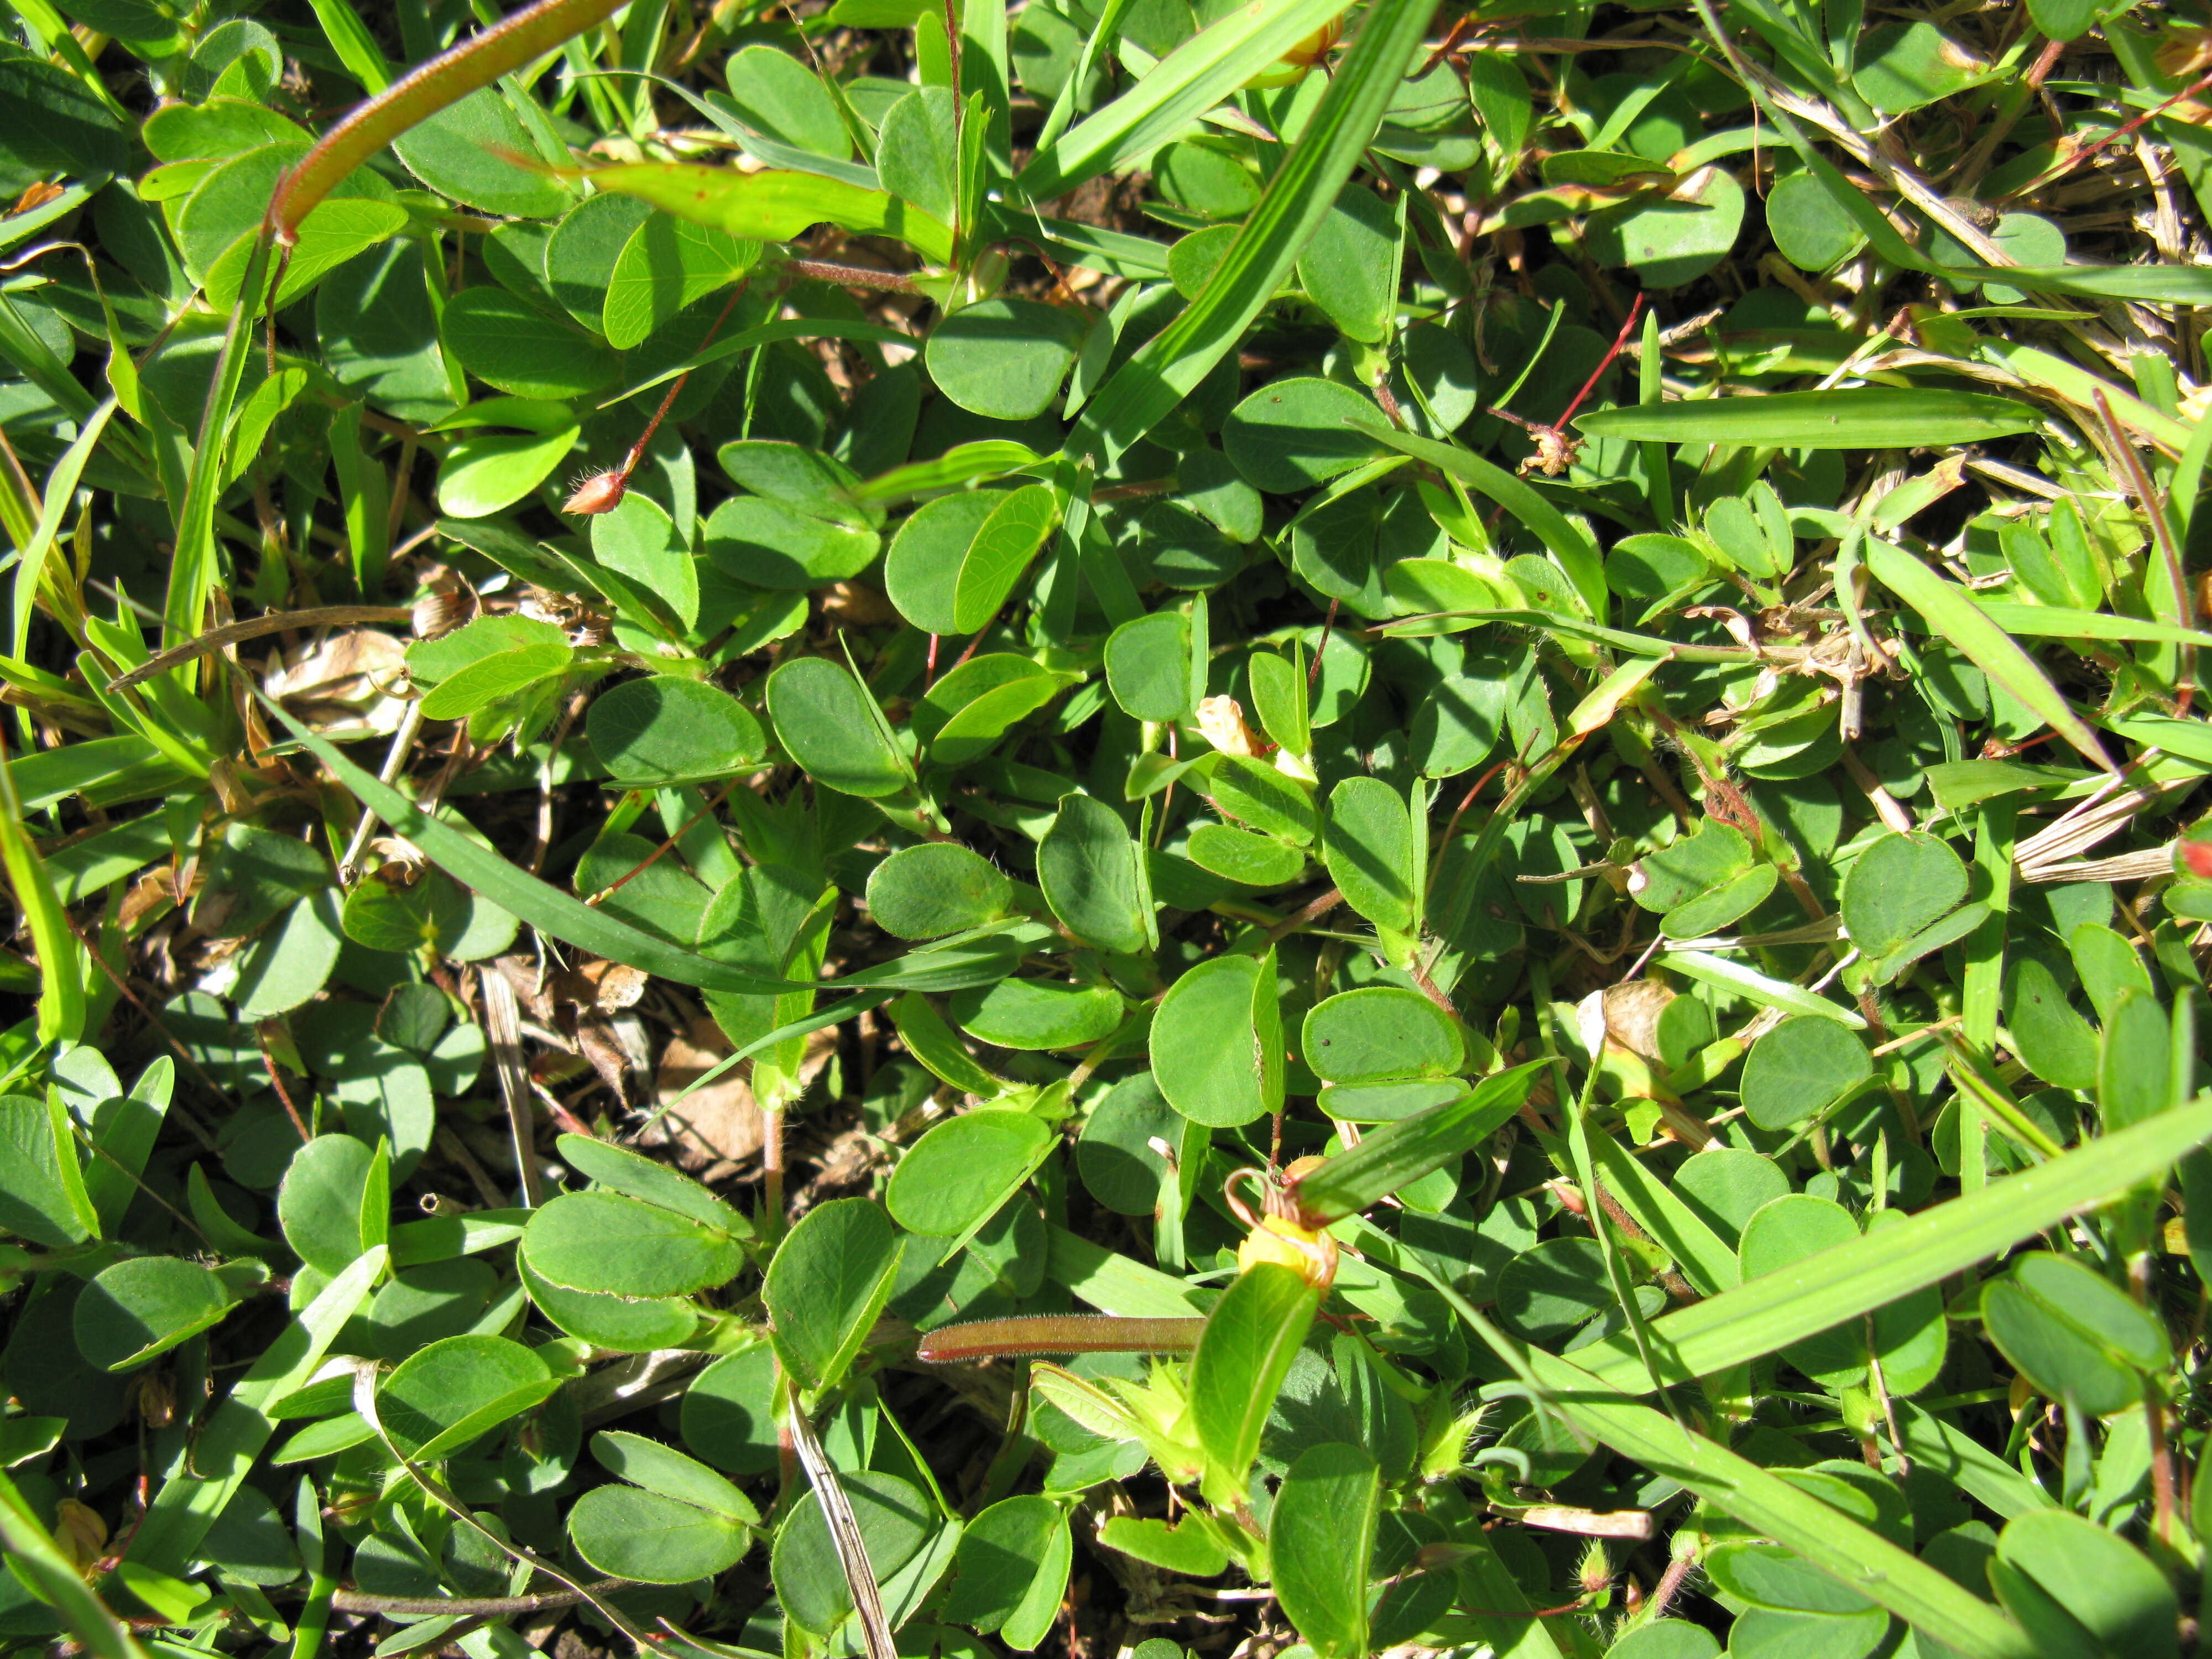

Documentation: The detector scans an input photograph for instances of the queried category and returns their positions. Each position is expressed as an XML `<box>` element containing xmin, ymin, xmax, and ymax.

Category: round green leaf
<box><xmin>276</xmin><ymin>1131</ymin><xmax>373</xmax><ymax>1275</ymax></box>
<box><xmin>1738</xmin><ymin>1194</ymin><xmax>1865</xmax><ymax>1387</ymax></box>
<box><xmin>377</xmin><ymin>1333</ymin><xmax>558</xmax><ymax>1460</ymax></box>
<box><xmin>520</xmin><ymin>1190</ymin><xmax>746</xmax><ymax>1299</ymax></box>
<box><xmin>1767</xmin><ymin>169</ymin><xmax>1865</xmax><ymax>272</ymax></box>
<box><xmin>567</xmin><ymin>1484</ymin><xmax>750</xmax><ymax>1584</ymax></box>
<box><xmin>865</xmin><ymin>842</ymin><xmax>1016</xmax><ymax>939</ymax></box>
<box><xmin>764</xmin><ymin>656</ymin><xmax>910</xmax><ymax>798</ymax></box>
<box><xmin>954</xmin><ymin>484</ymin><xmax>1059</xmax><ymax>632</ymax></box>
<box><xmin>925</xmin><ymin>299</ymin><xmax>1088</xmax><ymax>420</ymax></box>
<box><xmin>72</xmin><ymin>1256</ymin><xmax>234</xmax><ymax>1372</ymax></box>
<box><xmin>1139</xmin><ymin>499</ymin><xmax>1244</xmax><ymax>590</ymax></box>
<box><xmin>520</xmin><ymin>1256</ymin><xmax>700</xmax><ymax>1353</ymax></box>
<box><xmin>1301</xmin><ymin>987</ymin><xmax>1460</xmax><ymax>1084</ymax></box>
<box><xmin>703</xmin><ymin>494</ymin><xmax>879</xmax><ymax>589</ymax></box>
<box><xmin>443</xmin><ymin>287</ymin><xmax>616</xmax><ymax>400</ymax></box>
<box><xmin>937</xmin><ymin>1495</ymin><xmax>1072</xmax><ymax>1645</ymax></box>
<box><xmin>1585</xmin><ymin>165</ymin><xmax>1745</xmax><ymax>288</ymax></box>
<box><xmin>888</xmin><ymin>1110</ymin><xmax>1054</xmax><ymax>1237</ymax></box>
<box><xmin>1993</xmin><ymin>1509</ymin><xmax>2177</xmax><ymax>1659</ymax></box>
<box><xmin>1151</xmin><ymin>953</ymin><xmax>1282</xmax><ymax>1128</ymax></box>
<box><xmin>682</xmin><ymin>1343</ymin><xmax>781</xmax><ymax>1474</ymax></box>
<box><xmin>1078</xmin><ymin>1072</ymin><xmax>1184</xmax><ymax>1215</ymax></box>
<box><xmin>885</xmin><ymin>491</ymin><xmax>1003</xmax><ymax>634</ymax></box>
<box><xmin>944</xmin><ymin>978</ymin><xmax>1124</xmax><ymax>1050</ymax></box>
<box><xmin>1295</xmin><ymin>181</ymin><xmax>1398</xmax><ymax>343</ymax></box>
<box><xmin>588</xmin><ymin>676</ymin><xmax>766</xmax><ymax>786</ymax></box>
<box><xmin>341</xmin><ymin>870</ymin><xmax>469</xmax><ymax>954</ymax></box>
<box><xmin>1209</xmin><ymin>755</ymin><xmax>1317</xmax><ymax>845</ymax></box>
<box><xmin>1322</xmin><ymin>776</ymin><xmax>1415</xmax><ymax>932</ymax></box>
<box><xmin>1983</xmin><ymin>1251</ymin><xmax>2164</xmax><ymax>1416</ymax></box>
<box><xmin>1104</xmin><ymin>609</ymin><xmax>1194</xmax><ymax>722</ymax></box>
<box><xmin>435</xmin><ymin>425</ymin><xmax>581</xmax><ymax>517</ymax></box>
<box><xmin>1841</xmin><ymin>832</ymin><xmax>1966</xmax><ymax>958</ymax></box>
<box><xmin>1186</xmin><ymin>822</ymin><xmax>1302</xmax><ymax>888</ymax></box>
<box><xmin>877</xmin><ymin>87</ymin><xmax>957</xmax><ymax>225</ymax></box>
<box><xmin>1039</xmin><ymin>794</ymin><xmax>1148</xmax><ymax>954</ymax></box>
<box><xmin>771</xmin><ymin>1472</ymin><xmax>933</xmax><ymax>1637</ymax></box>
<box><xmin>391</xmin><ymin>87</ymin><xmax>573</xmax><ymax>218</ymax></box>
<box><xmin>1495</xmin><ymin>1235</ymin><xmax>1611</xmax><ymax>1341</ymax></box>
<box><xmin>763</xmin><ymin>1197</ymin><xmax>903</xmax><ymax>1392</ymax></box>
<box><xmin>232</xmin><ymin>886</ymin><xmax>344</xmax><ymax>1017</ymax></box>
<box><xmin>1222</xmin><ymin>377</ymin><xmax>1385</xmax><ymax>493</ymax></box>
<box><xmin>1740</xmin><ymin>1018</ymin><xmax>1872</xmax><ymax>1131</ymax></box>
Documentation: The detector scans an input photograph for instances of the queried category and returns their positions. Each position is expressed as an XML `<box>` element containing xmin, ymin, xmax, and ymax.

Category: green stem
<box><xmin>265</xmin><ymin>0</ymin><xmax>632</xmax><ymax>242</ymax></box>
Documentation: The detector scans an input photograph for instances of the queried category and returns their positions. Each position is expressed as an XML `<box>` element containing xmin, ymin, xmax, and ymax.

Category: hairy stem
<box><xmin>916</xmin><ymin>1314</ymin><xmax>1205</xmax><ymax>1364</ymax></box>
<box><xmin>266</xmin><ymin>0</ymin><xmax>632</xmax><ymax>242</ymax></box>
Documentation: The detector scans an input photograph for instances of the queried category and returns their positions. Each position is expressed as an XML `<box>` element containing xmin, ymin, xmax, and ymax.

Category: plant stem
<box><xmin>265</xmin><ymin>0</ymin><xmax>633</xmax><ymax>242</ymax></box>
<box><xmin>916</xmin><ymin>1314</ymin><xmax>1205</xmax><ymax>1364</ymax></box>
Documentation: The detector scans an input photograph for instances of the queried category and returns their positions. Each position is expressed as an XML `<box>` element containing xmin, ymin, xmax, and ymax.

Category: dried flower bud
<box><xmin>562</xmin><ymin>469</ymin><xmax>627</xmax><ymax>515</ymax></box>
<box><xmin>54</xmin><ymin>1500</ymin><xmax>107</xmax><ymax>1575</ymax></box>
<box><xmin>1195</xmin><ymin>694</ymin><xmax>1262</xmax><ymax>757</ymax></box>
<box><xmin>412</xmin><ymin>581</ymin><xmax>476</xmax><ymax>641</ymax></box>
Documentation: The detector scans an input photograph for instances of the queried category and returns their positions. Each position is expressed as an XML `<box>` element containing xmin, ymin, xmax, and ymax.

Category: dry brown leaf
<box><xmin>263</xmin><ymin>629</ymin><xmax>408</xmax><ymax>737</ymax></box>
<box><xmin>648</xmin><ymin>1016</ymin><xmax>765</xmax><ymax>1173</ymax></box>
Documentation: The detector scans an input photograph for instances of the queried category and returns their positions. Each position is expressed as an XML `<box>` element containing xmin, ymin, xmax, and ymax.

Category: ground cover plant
<box><xmin>9</xmin><ymin>0</ymin><xmax>2212</xmax><ymax>1654</ymax></box>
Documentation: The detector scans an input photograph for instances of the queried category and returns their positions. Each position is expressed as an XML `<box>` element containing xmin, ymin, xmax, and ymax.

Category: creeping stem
<box><xmin>265</xmin><ymin>0</ymin><xmax>633</xmax><ymax>242</ymax></box>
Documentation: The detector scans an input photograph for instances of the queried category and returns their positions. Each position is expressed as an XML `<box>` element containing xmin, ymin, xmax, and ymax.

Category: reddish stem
<box><xmin>916</xmin><ymin>1314</ymin><xmax>1206</xmax><ymax>1364</ymax></box>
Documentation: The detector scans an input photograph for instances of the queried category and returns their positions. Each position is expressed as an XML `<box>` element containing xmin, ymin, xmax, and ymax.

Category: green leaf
<box><xmin>1039</xmin><ymin>793</ymin><xmax>1149</xmax><ymax>954</ymax></box>
<box><xmin>1270</xmin><ymin>1444</ymin><xmax>1379</xmax><ymax>1659</ymax></box>
<box><xmin>592</xmin><ymin>1429</ymin><xmax>758</xmax><ymax>1523</ymax></box>
<box><xmin>1322</xmin><ymin>775</ymin><xmax>1415</xmax><ymax>932</ymax></box>
<box><xmin>1190</xmin><ymin>1262</ymin><xmax>1321</xmax><ymax>1494</ymax></box>
<box><xmin>0</xmin><ymin>1093</ymin><xmax>95</xmax><ymax>1247</ymax></box>
<box><xmin>522</xmin><ymin>1256</ymin><xmax>700</xmax><ymax>1353</ymax></box>
<box><xmin>557</xmin><ymin>1131</ymin><xmax>750</xmax><ymax>1235</ymax></box>
<box><xmin>1842</xmin><ymin>830</ymin><xmax>1968</xmax><ymax>961</ymax></box>
<box><xmin>771</xmin><ymin>1472</ymin><xmax>934</xmax><ymax>1638</ymax></box>
<box><xmin>568</xmin><ymin>1484</ymin><xmax>752</xmax><ymax>1584</ymax></box>
<box><xmin>866</xmin><ymin>843</ymin><xmax>1018</xmax><ymax>940</ymax></box>
<box><xmin>926</xmin><ymin>301</ymin><xmax>1089</xmax><ymax>422</ymax></box>
<box><xmin>954</xmin><ymin>484</ymin><xmax>1061</xmax><ymax>629</ymax></box>
<box><xmin>1301</xmin><ymin>988</ymin><xmax>1461</xmax><ymax>1083</ymax></box>
<box><xmin>763</xmin><ymin>1197</ymin><xmax>902</xmax><ymax>1392</ymax></box>
<box><xmin>604</xmin><ymin>216</ymin><xmax>757</xmax><ymax>352</ymax></box>
<box><xmin>886</xmin><ymin>1110</ymin><xmax>1054</xmax><ymax>1238</ymax></box>
<box><xmin>886</xmin><ymin>491</ymin><xmax>1003</xmax><ymax>634</ymax></box>
<box><xmin>946</xmin><ymin>977</ymin><xmax>1124</xmax><ymax>1050</ymax></box>
<box><xmin>1067</xmin><ymin>0</ymin><xmax>1436</xmax><ymax>465</ymax></box>
<box><xmin>1151</xmin><ymin>952</ymin><xmax>1283</xmax><ymax>1127</ymax></box>
<box><xmin>682</xmin><ymin>1344</ymin><xmax>782</xmax><ymax>1474</ymax></box>
<box><xmin>1981</xmin><ymin>1251</ymin><xmax>2163</xmax><ymax>1416</ymax></box>
<box><xmin>442</xmin><ymin>286</ymin><xmax>615</xmax><ymax>399</ymax></box>
<box><xmin>1291</xmin><ymin>1062</ymin><xmax>1545</xmax><ymax>1225</ymax></box>
<box><xmin>1222</xmin><ymin>377</ymin><xmax>1387</xmax><ymax>494</ymax></box>
<box><xmin>1576</xmin><ymin>389</ymin><xmax>2036</xmax><ymax>448</ymax></box>
<box><xmin>877</xmin><ymin>87</ymin><xmax>957</xmax><ymax>225</ymax></box>
<box><xmin>938</xmin><ymin>1496</ymin><xmax>1071</xmax><ymax>1647</ymax></box>
<box><xmin>588</xmin><ymin>676</ymin><xmax>765</xmax><ymax>786</ymax></box>
<box><xmin>392</xmin><ymin>87</ymin><xmax>573</xmax><ymax>217</ymax></box>
<box><xmin>1740</xmin><ymin>1019</ymin><xmax>1873</xmax><ymax>1131</ymax></box>
<box><xmin>1104</xmin><ymin>609</ymin><xmax>1194</xmax><ymax>723</ymax></box>
<box><xmin>276</xmin><ymin>1133</ymin><xmax>373</xmax><ymax>1275</ymax></box>
<box><xmin>1187</xmin><ymin>823</ymin><xmax>1303</xmax><ymax>886</ymax></box>
<box><xmin>377</xmin><ymin>1333</ymin><xmax>559</xmax><ymax>1460</ymax></box>
<box><xmin>1993</xmin><ymin>1510</ymin><xmax>2174</xmax><ymax>1659</ymax></box>
<box><xmin>521</xmin><ymin>1190</ymin><xmax>746</xmax><ymax>1298</ymax></box>
<box><xmin>579</xmin><ymin>161</ymin><xmax>953</xmax><ymax>263</ymax></box>
<box><xmin>72</xmin><ymin>1256</ymin><xmax>234</xmax><ymax>1372</ymax></box>
<box><xmin>704</xmin><ymin>493</ymin><xmax>880</xmax><ymax>589</ymax></box>
<box><xmin>1569</xmin><ymin>1098</ymin><xmax>2212</xmax><ymax>1395</ymax></box>
<box><xmin>416</xmin><ymin>640</ymin><xmax>573</xmax><ymax>720</ymax></box>
<box><xmin>765</xmin><ymin>656</ymin><xmax>914</xmax><ymax>799</ymax></box>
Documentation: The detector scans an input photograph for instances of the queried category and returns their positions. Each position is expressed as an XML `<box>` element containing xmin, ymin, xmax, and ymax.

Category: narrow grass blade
<box><xmin>1574</xmin><ymin>389</ymin><xmax>2037</xmax><ymax>449</ymax></box>
<box><xmin>1864</xmin><ymin>539</ymin><xmax>2115</xmax><ymax>774</ymax></box>
<box><xmin>1068</xmin><ymin>0</ymin><xmax>1431</xmax><ymax>467</ymax></box>
<box><xmin>1016</xmin><ymin>0</ymin><xmax>1355</xmax><ymax>202</ymax></box>
<box><xmin>1572</xmin><ymin>1095</ymin><xmax>2212</xmax><ymax>1391</ymax></box>
<box><xmin>1975</xmin><ymin>603</ymin><xmax>2212</xmax><ymax>650</ymax></box>
<box><xmin>0</xmin><ymin>735</ymin><xmax>85</xmax><ymax>1044</ymax></box>
<box><xmin>1656</xmin><ymin>950</ymin><xmax>1865</xmax><ymax>1027</ymax></box>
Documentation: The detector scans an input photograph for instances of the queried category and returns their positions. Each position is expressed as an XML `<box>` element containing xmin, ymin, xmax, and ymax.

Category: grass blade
<box><xmin>1067</xmin><ymin>0</ymin><xmax>1431</xmax><ymax>467</ymax></box>
<box><xmin>1572</xmin><ymin>1096</ymin><xmax>2212</xmax><ymax>1391</ymax></box>
<box><xmin>1573</xmin><ymin>389</ymin><xmax>2038</xmax><ymax>449</ymax></box>
<box><xmin>1016</xmin><ymin>0</ymin><xmax>1354</xmax><ymax>202</ymax></box>
<box><xmin>1864</xmin><ymin>538</ymin><xmax>2115</xmax><ymax>774</ymax></box>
